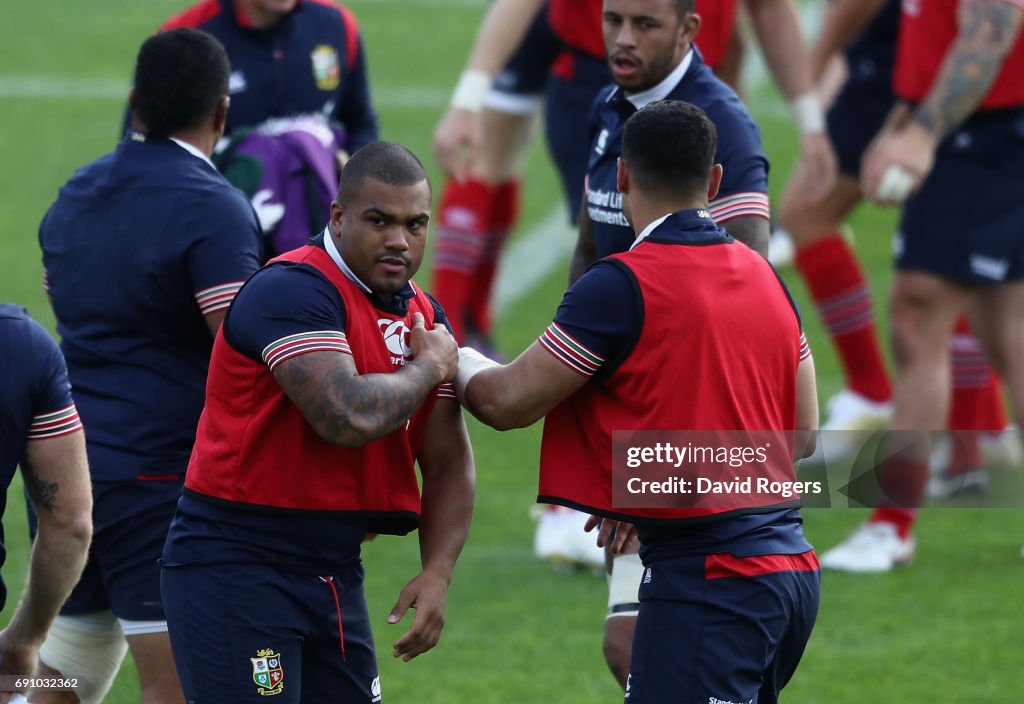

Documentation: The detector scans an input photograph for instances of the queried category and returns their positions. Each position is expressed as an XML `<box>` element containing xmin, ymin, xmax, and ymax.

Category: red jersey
<box><xmin>548</xmin><ymin>0</ymin><xmax>737</xmax><ymax>69</ymax></box>
<box><xmin>185</xmin><ymin>244</ymin><xmax>440</xmax><ymax>535</ymax></box>
<box><xmin>537</xmin><ymin>227</ymin><xmax>803</xmax><ymax>523</ymax></box>
<box><xmin>895</xmin><ymin>0</ymin><xmax>1024</xmax><ymax>109</ymax></box>
<box><xmin>695</xmin><ymin>0</ymin><xmax>740</xmax><ymax>70</ymax></box>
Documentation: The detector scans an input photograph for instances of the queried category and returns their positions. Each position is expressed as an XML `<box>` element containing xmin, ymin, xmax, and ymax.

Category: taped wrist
<box><xmin>450</xmin><ymin>70</ymin><xmax>491</xmax><ymax>112</ymax></box>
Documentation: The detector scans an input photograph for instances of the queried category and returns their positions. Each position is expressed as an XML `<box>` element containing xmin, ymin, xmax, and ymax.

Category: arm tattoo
<box><xmin>23</xmin><ymin>461</ymin><xmax>59</xmax><ymax>513</ymax></box>
<box><xmin>913</xmin><ymin>1</ymin><xmax>1024</xmax><ymax>139</ymax></box>
<box><xmin>275</xmin><ymin>353</ymin><xmax>438</xmax><ymax>447</ymax></box>
<box><xmin>722</xmin><ymin>216</ymin><xmax>771</xmax><ymax>258</ymax></box>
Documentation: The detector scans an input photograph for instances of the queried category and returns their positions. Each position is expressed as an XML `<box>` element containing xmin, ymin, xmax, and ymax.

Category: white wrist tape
<box><xmin>450</xmin><ymin>70</ymin><xmax>491</xmax><ymax>112</ymax></box>
<box><xmin>39</xmin><ymin>613</ymin><xmax>128</xmax><ymax>704</ymax></box>
<box><xmin>607</xmin><ymin>552</ymin><xmax>644</xmax><ymax>616</ymax></box>
<box><xmin>875</xmin><ymin>164</ymin><xmax>916</xmax><ymax>203</ymax></box>
<box><xmin>455</xmin><ymin>346</ymin><xmax>500</xmax><ymax>401</ymax></box>
<box><xmin>790</xmin><ymin>92</ymin><xmax>825</xmax><ymax>135</ymax></box>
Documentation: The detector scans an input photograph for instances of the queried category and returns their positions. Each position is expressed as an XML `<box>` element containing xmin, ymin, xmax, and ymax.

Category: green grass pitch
<box><xmin>2</xmin><ymin>1</ymin><xmax>1022</xmax><ymax>701</ymax></box>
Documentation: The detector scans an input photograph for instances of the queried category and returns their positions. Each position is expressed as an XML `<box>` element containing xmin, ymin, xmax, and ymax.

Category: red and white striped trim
<box><xmin>195</xmin><ymin>281</ymin><xmax>246</xmax><ymax>316</ymax></box>
<box><xmin>262</xmin><ymin>331</ymin><xmax>351</xmax><ymax>371</ymax></box>
<box><xmin>437</xmin><ymin>382</ymin><xmax>457</xmax><ymax>400</ymax></box>
<box><xmin>818</xmin><ymin>286</ymin><xmax>874</xmax><ymax>337</ymax></box>
<box><xmin>28</xmin><ymin>404</ymin><xmax>83</xmax><ymax>440</ymax></box>
<box><xmin>799</xmin><ymin>333</ymin><xmax>811</xmax><ymax>361</ymax></box>
<box><xmin>709</xmin><ymin>192</ymin><xmax>771</xmax><ymax>223</ymax></box>
<box><xmin>538</xmin><ymin>323</ymin><xmax>604</xmax><ymax>377</ymax></box>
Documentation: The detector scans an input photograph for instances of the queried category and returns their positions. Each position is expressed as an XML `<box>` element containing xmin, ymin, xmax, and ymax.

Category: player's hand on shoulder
<box><xmin>433</xmin><ymin>107</ymin><xmax>482</xmax><ymax>182</ymax></box>
<box><xmin>409</xmin><ymin>312</ymin><xmax>459</xmax><ymax>384</ymax></box>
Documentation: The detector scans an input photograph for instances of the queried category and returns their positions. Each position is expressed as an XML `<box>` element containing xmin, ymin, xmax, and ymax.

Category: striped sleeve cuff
<box><xmin>28</xmin><ymin>404</ymin><xmax>83</xmax><ymax>440</ymax></box>
<box><xmin>263</xmin><ymin>331</ymin><xmax>351</xmax><ymax>371</ymax></box>
<box><xmin>195</xmin><ymin>282</ymin><xmax>246</xmax><ymax>316</ymax></box>
<box><xmin>42</xmin><ymin>267</ymin><xmax>49</xmax><ymax>294</ymax></box>
<box><xmin>799</xmin><ymin>332</ymin><xmax>811</xmax><ymax>361</ymax></box>
<box><xmin>538</xmin><ymin>323</ymin><xmax>604</xmax><ymax>376</ymax></box>
<box><xmin>709</xmin><ymin>192</ymin><xmax>771</xmax><ymax>223</ymax></box>
<box><xmin>436</xmin><ymin>382</ymin><xmax>457</xmax><ymax>400</ymax></box>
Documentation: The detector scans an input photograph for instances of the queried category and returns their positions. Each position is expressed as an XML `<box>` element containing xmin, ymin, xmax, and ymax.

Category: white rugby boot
<box><xmin>819</xmin><ymin>521</ymin><xmax>915</xmax><ymax>573</ymax></box>
<box><xmin>803</xmin><ymin>390</ymin><xmax>893</xmax><ymax>465</ymax></box>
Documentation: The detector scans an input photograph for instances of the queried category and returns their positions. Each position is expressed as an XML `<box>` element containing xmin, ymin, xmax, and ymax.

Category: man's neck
<box><xmin>629</xmin><ymin>198</ymin><xmax>705</xmax><ymax>237</ymax></box>
<box><xmin>235</xmin><ymin>0</ymin><xmax>289</xmax><ymax>29</ymax></box>
<box><xmin>169</xmin><ymin>128</ymin><xmax>216</xmax><ymax>160</ymax></box>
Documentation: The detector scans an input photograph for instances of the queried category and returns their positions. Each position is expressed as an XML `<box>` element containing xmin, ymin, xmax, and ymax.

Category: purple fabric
<box><xmin>219</xmin><ymin>118</ymin><xmax>346</xmax><ymax>256</ymax></box>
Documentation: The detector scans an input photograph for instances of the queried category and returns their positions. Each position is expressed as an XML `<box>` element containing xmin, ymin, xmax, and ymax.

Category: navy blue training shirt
<box><xmin>0</xmin><ymin>304</ymin><xmax>83</xmax><ymax>609</ymax></box>
<box><xmin>159</xmin><ymin>0</ymin><xmax>379</xmax><ymax>152</ymax></box>
<box><xmin>585</xmin><ymin>49</ymin><xmax>770</xmax><ymax>258</ymax></box>
<box><xmin>39</xmin><ymin>133</ymin><xmax>263</xmax><ymax>481</ymax></box>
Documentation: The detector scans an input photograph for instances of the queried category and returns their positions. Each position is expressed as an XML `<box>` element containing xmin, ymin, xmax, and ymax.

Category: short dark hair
<box><xmin>133</xmin><ymin>28</ymin><xmax>230</xmax><ymax>139</ymax></box>
<box><xmin>621</xmin><ymin>100</ymin><xmax>717</xmax><ymax>201</ymax></box>
<box><xmin>337</xmin><ymin>141</ymin><xmax>431</xmax><ymax>206</ymax></box>
<box><xmin>675</xmin><ymin>0</ymin><xmax>696</xmax><ymax>17</ymax></box>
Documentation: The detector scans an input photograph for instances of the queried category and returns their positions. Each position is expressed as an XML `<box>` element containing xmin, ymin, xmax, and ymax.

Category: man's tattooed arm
<box><xmin>22</xmin><ymin>460</ymin><xmax>59</xmax><ymax>512</ymax></box>
<box><xmin>274</xmin><ymin>350</ymin><xmax>446</xmax><ymax>448</ymax></box>
<box><xmin>913</xmin><ymin>0</ymin><xmax>1024</xmax><ymax>140</ymax></box>
<box><xmin>9</xmin><ymin>431</ymin><xmax>92</xmax><ymax>648</ymax></box>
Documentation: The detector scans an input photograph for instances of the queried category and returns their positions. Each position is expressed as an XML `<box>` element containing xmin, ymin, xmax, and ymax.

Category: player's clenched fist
<box><xmin>409</xmin><ymin>312</ymin><xmax>459</xmax><ymax>384</ymax></box>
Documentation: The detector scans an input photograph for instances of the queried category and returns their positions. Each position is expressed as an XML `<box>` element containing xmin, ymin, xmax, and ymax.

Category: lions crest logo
<box><xmin>251</xmin><ymin>649</ymin><xmax>284</xmax><ymax>696</ymax></box>
<box><xmin>311</xmin><ymin>44</ymin><xmax>340</xmax><ymax>91</ymax></box>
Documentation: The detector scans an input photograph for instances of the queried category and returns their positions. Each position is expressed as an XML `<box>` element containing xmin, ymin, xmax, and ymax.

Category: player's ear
<box><xmin>616</xmin><ymin>157</ymin><xmax>630</xmax><ymax>196</ymax></box>
<box><xmin>127</xmin><ymin>87</ymin><xmax>137</xmax><ymax>112</ymax></box>
<box><xmin>329</xmin><ymin>200</ymin><xmax>344</xmax><ymax>236</ymax></box>
<box><xmin>707</xmin><ymin>163</ymin><xmax>723</xmax><ymax>201</ymax></box>
<box><xmin>213</xmin><ymin>95</ymin><xmax>230</xmax><ymax>137</ymax></box>
<box><xmin>680</xmin><ymin>9</ymin><xmax>700</xmax><ymax>47</ymax></box>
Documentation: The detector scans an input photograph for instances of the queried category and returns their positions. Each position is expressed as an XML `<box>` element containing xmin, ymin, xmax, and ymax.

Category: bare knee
<box><xmin>889</xmin><ymin>274</ymin><xmax>963</xmax><ymax>369</ymax></box>
<box><xmin>602</xmin><ymin>615</ymin><xmax>636</xmax><ymax>690</ymax></box>
<box><xmin>780</xmin><ymin>174</ymin><xmax>861</xmax><ymax>245</ymax></box>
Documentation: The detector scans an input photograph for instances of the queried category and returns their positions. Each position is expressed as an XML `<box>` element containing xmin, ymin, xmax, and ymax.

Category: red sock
<box><xmin>795</xmin><ymin>235</ymin><xmax>891</xmax><ymax>402</ymax></box>
<box><xmin>431</xmin><ymin>178</ymin><xmax>498</xmax><ymax>342</ymax></box>
<box><xmin>870</xmin><ymin>508</ymin><xmax>917</xmax><ymax>539</ymax></box>
<box><xmin>948</xmin><ymin>317</ymin><xmax>1007</xmax><ymax>473</ymax></box>
<box><xmin>469</xmin><ymin>180</ymin><xmax>518</xmax><ymax>337</ymax></box>
<box><xmin>878</xmin><ymin>456</ymin><xmax>929</xmax><ymax>508</ymax></box>
<box><xmin>869</xmin><ymin>456</ymin><xmax>927</xmax><ymax>538</ymax></box>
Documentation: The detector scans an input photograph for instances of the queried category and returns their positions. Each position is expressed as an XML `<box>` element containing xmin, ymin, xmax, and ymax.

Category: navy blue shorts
<box><xmin>544</xmin><ymin>52</ymin><xmax>612</xmax><ymax>220</ymax></box>
<box><xmin>897</xmin><ymin>108</ymin><xmax>1024</xmax><ymax>285</ymax></box>
<box><xmin>826</xmin><ymin>79</ymin><xmax>895</xmax><ymax>178</ymax></box>
<box><xmin>161</xmin><ymin>561</ymin><xmax>377</xmax><ymax>704</ymax></box>
<box><xmin>626</xmin><ymin>551</ymin><xmax>820</xmax><ymax>704</ymax></box>
<box><xmin>488</xmin><ymin>2</ymin><xmax>560</xmax><ymax>102</ymax></box>
<box><xmin>60</xmin><ymin>477</ymin><xmax>183</xmax><ymax>621</ymax></box>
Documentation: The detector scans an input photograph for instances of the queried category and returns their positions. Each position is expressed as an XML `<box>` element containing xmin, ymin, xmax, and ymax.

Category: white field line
<box><xmin>494</xmin><ymin>206</ymin><xmax>573</xmax><ymax>313</ymax></box>
<box><xmin>0</xmin><ymin>76</ymin><xmax>451</xmax><ymax>108</ymax></box>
